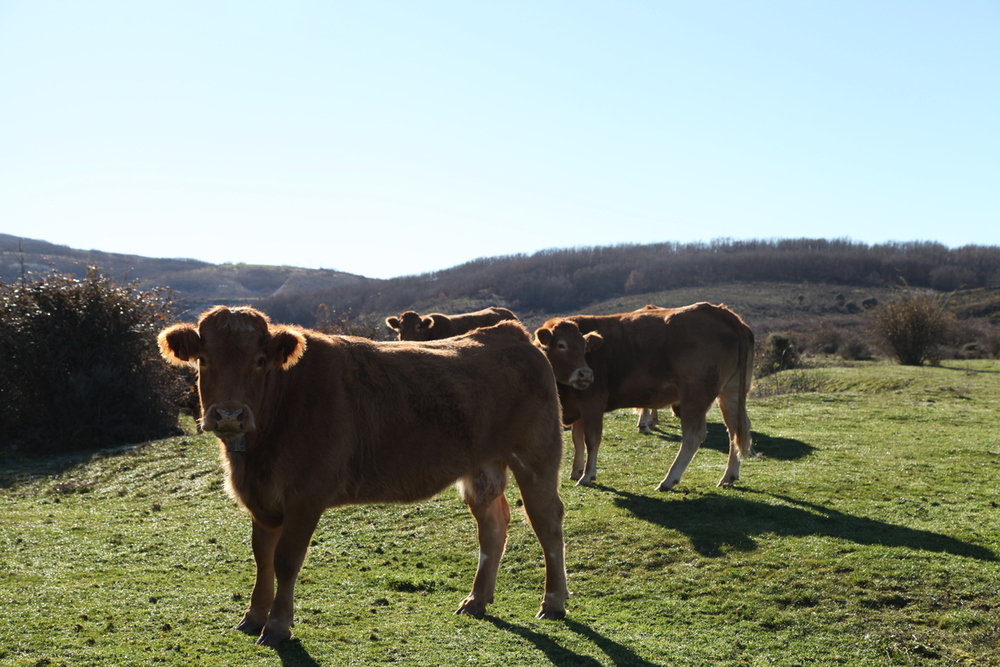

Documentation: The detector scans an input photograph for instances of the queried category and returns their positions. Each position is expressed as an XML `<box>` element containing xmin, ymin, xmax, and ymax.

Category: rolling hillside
<box><xmin>3</xmin><ymin>234</ymin><xmax>999</xmax><ymax>338</ymax></box>
<box><xmin>0</xmin><ymin>233</ymin><xmax>369</xmax><ymax>316</ymax></box>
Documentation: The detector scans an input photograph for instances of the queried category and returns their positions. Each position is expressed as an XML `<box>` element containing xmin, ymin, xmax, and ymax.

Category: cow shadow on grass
<box><xmin>275</xmin><ymin>638</ymin><xmax>322</xmax><ymax>667</ymax></box>
<box><xmin>644</xmin><ymin>422</ymin><xmax>814</xmax><ymax>461</ymax></box>
<box><xmin>486</xmin><ymin>616</ymin><xmax>662</xmax><ymax>667</ymax></box>
<box><xmin>605</xmin><ymin>487</ymin><xmax>996</xmax><ymax>562</ymax></box>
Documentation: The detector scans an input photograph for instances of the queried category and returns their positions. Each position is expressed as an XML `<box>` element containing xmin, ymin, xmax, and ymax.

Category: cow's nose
<box><xmin>572</xmin><ymin>367</ymin><xmax>594</xmax><ymax>389</ymax></box>
<box><xmin>216</xmin><ymin>408</ymin><xmax>243</xmax><ymax>428</ymax></box>
<box><xmin>202</xmin><ymin>401</ymin><xmax>256</xmax><ymax>440</ymax></box>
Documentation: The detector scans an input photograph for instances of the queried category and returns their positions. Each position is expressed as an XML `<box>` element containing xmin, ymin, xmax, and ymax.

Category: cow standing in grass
<box><xmin>386</xmin><ymin>307</ymin><xmax>517</xmax><ymax>341</ymax></box>
<box><xmin>159</xmin><ymin>306</ymin><xmax>568</xmax><ymax>646</ymax></box>
<box><xmin>534</xmin><ymin>303</ymin><xmax>754</xmax><ymax>490</ymax></box>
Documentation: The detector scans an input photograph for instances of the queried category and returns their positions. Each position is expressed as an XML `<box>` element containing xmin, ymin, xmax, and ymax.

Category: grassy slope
<box><xmin>2</xmin><ymin>362</ymin><xmax>999</xmax><ymax>666</ymax></box>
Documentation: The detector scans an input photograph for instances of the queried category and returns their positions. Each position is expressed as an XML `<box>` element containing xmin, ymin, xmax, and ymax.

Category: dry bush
<box><xmin>756</xmin><ymin>332</ymin><xmax>801</xmax><ymax>377</ymax></box>
<box><xmin>0</xmin><ymin>268</ymin><xmax>185</xmax><ymax>455</ymax></box>
<box><xmin>873</xmin><ymin>290</ymin><xmax>952</xmax><ymax>366</ymax></box>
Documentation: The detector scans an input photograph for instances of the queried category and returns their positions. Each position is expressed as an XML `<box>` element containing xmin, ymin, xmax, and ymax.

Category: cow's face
<box><xmin>385</xmin><ymin>311</ymin><xmax>435</xmax><ymax>341</ymax></box>
<box><xmin>159</xmin><ymin>306</ymin><xmax>306</xmax><ymax>443</ymax></box>
<box><xmin>534</xmin><ymin>319</ymin><xmax>601</xmax><ymax>390</ymax></box>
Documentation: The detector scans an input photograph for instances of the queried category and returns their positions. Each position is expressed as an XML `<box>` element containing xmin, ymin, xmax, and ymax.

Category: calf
<box><xmin>159</xmin><ymin>306</ymin><xmax>567</xmax><ymax>645</ymax></box>
<box><xmin>534</xmin><ymin>303</ymin><xmax>754</xmax><ymax>490</ymax></box>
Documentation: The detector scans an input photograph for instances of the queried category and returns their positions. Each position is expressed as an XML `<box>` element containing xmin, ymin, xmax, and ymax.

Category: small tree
<box><xmin>756</xmin><ymin>332</ymin><xmax>801</xmax><ymax>377</ymax></box>
<box><xmin>0</xmin><ymin>267</ymin><xmax>185</xmax><ymax>455</ymax></box>
<box><xmin>873</xmin><ymin>289</ymin><xmax>952</xmax><ymax>366</ymax></box>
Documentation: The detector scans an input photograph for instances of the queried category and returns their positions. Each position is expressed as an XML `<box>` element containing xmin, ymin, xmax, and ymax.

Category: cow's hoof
<box><xmin>235</xmin><ymin>617</ymin><xmax>265</xmax><ymax>636</ymax></box>
<box><xmin>656</xmin><ymin>480</ymin><xmax>677</xmax><ymax>492</ymax></box>
<box><xmin>569</xmin><ymin>470</ymin><xmax>584</xmax><ymax>481</ymax></box>
<box><xmin>536</xmin><ymin>607</ymin><xmax>567</xmax><ymax>620</ymax></box>
<box><xmin>716</xmin><ymin>476</ymin><xmax>738</xmax><ymax>488</ymax></box>
<box><xmin>575</xmin><ymin>477</ymin><xmax>595</xmax><ymax>487</ymax></box>
<box><xmin>455</xmin><ymin>597</ymin><xmax>487</xmax><ymax>617</ymax></box>
<box><xmin>454</xmin><ymin>605</ymin><xmax>486</xmax><ymax>618</ymax></box>
<box><xmin>256</xmin><ymin>628</ymin><xmax>292</xmax><ymax>646</ymax></box>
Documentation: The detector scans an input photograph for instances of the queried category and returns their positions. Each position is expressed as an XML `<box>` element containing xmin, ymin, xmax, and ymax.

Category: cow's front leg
<box><xmin>569</xmin><ymin>420</ymin><xmax>587</xmax><ymax>481</ymax></box>
<box><xmin>235</xmin><ymin>519</ymin><xmax>280</xmax><ymax>636</ymax></box>
<box><xmin>657</xmin><ymin>412</ymin><xmax>707</xmax><ymax>491</ymax></box>
<box><xmin>257</xmin><ymin>508</ymin><xmax>323</xmax><ymax>646</ymax></box>
<box><xmin>576</xmin><ymin>415</ymin><xmax>603</xmax><ymax>486</ymax></box>
<box><xmin>456</xmin><ymin>464</ymin><xmax>510</xmax><ymax>616</ymax></box>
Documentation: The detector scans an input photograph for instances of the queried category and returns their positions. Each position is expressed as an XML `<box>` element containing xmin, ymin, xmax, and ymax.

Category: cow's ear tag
<box><xmin>228</xmin><ymin>436</ymin><xmax>247</xmax><ymax>452</ymax></box>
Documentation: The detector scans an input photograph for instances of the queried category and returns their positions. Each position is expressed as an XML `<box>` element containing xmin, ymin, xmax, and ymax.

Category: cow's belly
<box><xmin>606</xmin><ymin>382</ymin><xmax>680</xmax><ymax>412</ymax></box>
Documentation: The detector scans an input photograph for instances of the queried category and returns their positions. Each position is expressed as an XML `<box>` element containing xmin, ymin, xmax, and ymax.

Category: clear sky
<box><xmin>1</xmin><ymin>2</ymin><xmax>997</xmax><ymax>279</ymax></box>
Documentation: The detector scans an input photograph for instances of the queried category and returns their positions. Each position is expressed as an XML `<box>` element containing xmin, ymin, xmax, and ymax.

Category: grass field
<box><xmin>2</xmin><ymin>360</ymin><xmax>999</xmax><ymax>666</ymax></box>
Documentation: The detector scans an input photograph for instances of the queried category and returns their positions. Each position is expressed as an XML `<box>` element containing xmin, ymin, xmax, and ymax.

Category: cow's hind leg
<box><xmin>510</xmin><ymin>458</ymin><xmax>568</xmax><ymax>620</ymax></box>
<box><xmin>236</xmin><ymin>519</ymin><xmax>280</xmax><ymax>636</ymax></box>
<box><xmin>716</xmin><ymin>386</ymin><xmax>752</xmax><ymax>487</ymax></box>
<box><xmin>657</xmin><ymin>407</ymin><xmax>708</xmax><ymax>491</ymax></box>
<box><xmin>456</xmin><ymin>461</ymin><xmax>510</xmax><ymax>617</ymax></box>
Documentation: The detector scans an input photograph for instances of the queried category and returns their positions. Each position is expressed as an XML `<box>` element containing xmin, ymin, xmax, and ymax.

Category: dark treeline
<box><xmin>261</xmin><ymin>239</ymin><xmax>1000</xmax><ymax>326</ymax></box>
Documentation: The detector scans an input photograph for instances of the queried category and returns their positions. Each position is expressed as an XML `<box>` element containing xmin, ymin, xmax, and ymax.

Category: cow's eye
<box><xmin>256</xmin><ymin>356</ymin><xmax>266</xmax><ymax>369</ymax></box>
<box><xmin>556</xmin><ymin>342</ymin><xmax>567</xmax><ymax>351</ymax></box>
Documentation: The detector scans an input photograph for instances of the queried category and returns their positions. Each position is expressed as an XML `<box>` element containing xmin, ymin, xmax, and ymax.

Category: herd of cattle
<box><xmin>158</xmin><ymin>302</ymin><xmax>754</xmax><ymax>645</ymax></box>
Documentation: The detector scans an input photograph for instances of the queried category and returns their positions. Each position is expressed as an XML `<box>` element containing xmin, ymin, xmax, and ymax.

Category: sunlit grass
<box><xmin>2</xmin><ymin>362</ymin><xmax>999</xmax><ymax>665</ymax></box>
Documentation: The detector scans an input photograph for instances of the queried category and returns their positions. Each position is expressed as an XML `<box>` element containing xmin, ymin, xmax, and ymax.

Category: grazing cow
<box><xmin>534</xmin><ymin>303</ymin><xmax>754</xmax><ymax>490</ymax></box>
<box><xmin>158</xmin><ymin>306</ymin><xmax>568</xmax><ymax>646</ymax></box>
<box><xmin>386</xmin><ymin>306</ymin><xmax>517</xmax><ymax>341</ymax></box>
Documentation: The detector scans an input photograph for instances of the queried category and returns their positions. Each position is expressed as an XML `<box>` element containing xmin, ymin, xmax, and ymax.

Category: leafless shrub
<box><xmin>873</xmin><ymin>289</ymin><xmax>952</xmax><ymax>366</ymax></box>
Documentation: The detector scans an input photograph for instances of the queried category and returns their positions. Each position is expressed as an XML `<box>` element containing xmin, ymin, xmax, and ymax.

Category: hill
<box><xmin>0</xmin><ymin>233</ymin><xmax>369</xmax><ymax>316</ymax></box>
<box><xmin>4</xmin><ymin>235</ymin><xmax>1000</xmax><ymax>340</ymax></box>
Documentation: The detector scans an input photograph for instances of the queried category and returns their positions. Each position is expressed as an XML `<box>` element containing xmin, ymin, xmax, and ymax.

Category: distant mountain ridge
<box><xmin>0</xmin><ymin>233</ymin><xmax>370</xmax><ymax>315</ymax></box>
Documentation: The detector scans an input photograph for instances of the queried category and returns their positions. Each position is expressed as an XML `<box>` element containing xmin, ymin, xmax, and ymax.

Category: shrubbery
<box><xmin>756</xmin><ymin>332</ymin><xmax>801</xmax><ymax>377</ymax></box>
<box><xmin>0</xmin><ymin>268</ymin><xmax>185</xmax><ymax>456</ymax></box>
<box><xmin>873</xmin><ymin>289</ymin><xmax>952</xmax><ymax>366</ymax></box>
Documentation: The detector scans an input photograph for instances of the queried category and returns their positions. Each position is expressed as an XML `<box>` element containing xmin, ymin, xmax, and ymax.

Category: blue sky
<box><xmin>1</xmin><ymin>1</ymin><xmax>997</xmax><ymax>279</ymax></box>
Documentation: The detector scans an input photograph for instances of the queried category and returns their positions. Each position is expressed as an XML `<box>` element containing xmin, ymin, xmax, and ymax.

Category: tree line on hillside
<box><xmin>261</xmin><ymin>239</ymin><xmax>1000</xmax><ymax>326</ymax></box>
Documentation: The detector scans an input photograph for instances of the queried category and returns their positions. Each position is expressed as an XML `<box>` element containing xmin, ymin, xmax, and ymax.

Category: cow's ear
<box><xmin>386</xmin><ymin>317</ymin><xmax>400</xmax><ymax>331</ymax></box>
<box><xmin>158</xmin><ymin>324</ymin><xmax>201</xmax><ymax>366</ymax></box>
<box><xmin>419</xmin><ymin>316</ymin><xmax>435</xmax><ymax>330</ymax></box>
<box><xmin>584</xmin><ymin>332</ymin><xmax>604</xmax><ymax>352</ymax></box>
<box><xmin>535</xmin><ymin>328</ymin><xmax>553</xmax><ymax>347</ymax></box>
<box><xmin>268</xmin><ymin>327</ymin><xmax>307</xmax><ymax>370</ymax></box>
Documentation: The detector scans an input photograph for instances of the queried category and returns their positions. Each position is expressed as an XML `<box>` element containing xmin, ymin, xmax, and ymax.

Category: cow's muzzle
<box><xmin>201</xmin><ymin>401</ymin><xmax>256</xmax><ymax>442</ymax></box>
<box><xmin>568</xmin><ymin>367</ymin><xmax>594</xmax><ymax>390</ymax></box>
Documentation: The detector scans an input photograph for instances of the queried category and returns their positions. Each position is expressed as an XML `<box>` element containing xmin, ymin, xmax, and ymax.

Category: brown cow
<box><xmin>386</xmin><ymin>306</ymin><xmax>517</xmax><ymax>341</ymax></box>
<box><xmin>534</xmin><ymin>303</ymin><xmax>754</xmax><ymax>490</ymax></box>
<box><xmin>158</xmin><ymin>306</ymin><xmax>567</xmax><ymax>646</ymax></box>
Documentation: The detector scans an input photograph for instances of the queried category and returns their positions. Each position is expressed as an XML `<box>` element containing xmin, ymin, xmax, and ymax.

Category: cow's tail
<box><xmin>734</xmin><ymin>321</ymin><xmax>754</xmax><ymax>460</ymax></box>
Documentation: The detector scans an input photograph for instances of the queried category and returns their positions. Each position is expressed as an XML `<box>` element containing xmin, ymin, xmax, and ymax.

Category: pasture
<box><xmin>1</xmin><ymin>360</ymin><xmax>999</xmax><ymax>666</ymax></box>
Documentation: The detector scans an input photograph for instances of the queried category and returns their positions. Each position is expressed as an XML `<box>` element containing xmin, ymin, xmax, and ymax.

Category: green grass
<box><xmin>2</xmin><ymin>361</ymin><xmax>1000</xmax><ymax>666</ymax></box>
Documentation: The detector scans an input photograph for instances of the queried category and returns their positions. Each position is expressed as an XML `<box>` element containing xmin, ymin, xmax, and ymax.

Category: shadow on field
<box><xmin>608</xmin><ymin>488</ymin><xmax>997</xmax><ymax>562</ymax></box>
<box><xmin>645</xmin><ymin>423</ymin><xmax>815</xmax><ymax>461</ymax></box>
<box><xmin>275</xmin><ymin>638</ymin><xmax>322</xmax><ymax>667</ymax></box>
<box><xmin>486</xmin><ymin>616</ymin><xmax>662</xmax><ymax>667</ymax></box>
